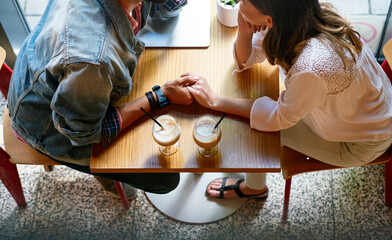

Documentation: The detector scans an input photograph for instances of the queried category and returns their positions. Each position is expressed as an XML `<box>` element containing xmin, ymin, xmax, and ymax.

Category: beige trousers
<box><xmin>245</xmin><ymin>120</ymin><xmax>392</xmax><ymax>189</ymax></box>
<box><xmin>280</xmin><ymin>120</ymin><xmax>392</xmax><ymax>167</ymax></box>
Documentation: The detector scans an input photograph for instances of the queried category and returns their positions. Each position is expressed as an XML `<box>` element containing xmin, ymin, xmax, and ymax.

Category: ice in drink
<box><xmin>152</xmin><ymin>115</ymin><xmax>181</xmax><ymax>155</ymax></box>
<box><xmin>193</xmin><ymin>116</ymin><xmax>222</xmax><ymax>157</ymax></box>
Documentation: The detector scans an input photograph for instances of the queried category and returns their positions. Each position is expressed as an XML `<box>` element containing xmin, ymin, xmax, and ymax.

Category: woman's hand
<box><xmin>161</xmin><ymin>75</ymin><xmax>199</xmax><ymax>105</ymax></box>
<box><xmin>181</xmin><ymin>73</ymin><xmax>255</xmax><ymax>119</ymax></box>
<box><xmin>237</xmin><ymin>12</ymin><xmax>262</xmax><ymax>34</ymax></box>
<box><xmin>181</xmin><ymin>73</ymin><xmax>219</xmax><ymax>110</ymax></box>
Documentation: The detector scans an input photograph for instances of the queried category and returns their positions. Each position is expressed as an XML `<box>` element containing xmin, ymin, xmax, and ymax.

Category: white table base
<box><xmin>145</xmin><ymin>172</ymin><xmax>250</xmax><ymax>224</ymax></box>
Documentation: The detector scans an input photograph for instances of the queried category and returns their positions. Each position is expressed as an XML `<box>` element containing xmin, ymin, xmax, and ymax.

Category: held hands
<box><xmin>160</xmin><ymin>72</ymin><xmax>220</xmax><ymax>110</ymax></box>
<box><xmin>161</xmin><ymin>75</ymin><xmax>200</xmax><ymax>105</ymax></box>
<box><xmin>182</xmin><ymin>73</ymin><xmax>219</xmax><ymax>110</ymax></box>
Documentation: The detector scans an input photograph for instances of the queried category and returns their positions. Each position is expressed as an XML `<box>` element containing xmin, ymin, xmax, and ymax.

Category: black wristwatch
<box><xmin>152</xmin><ymin>85</ymin><xmax>170</xmax><ymax>108</ymax></box>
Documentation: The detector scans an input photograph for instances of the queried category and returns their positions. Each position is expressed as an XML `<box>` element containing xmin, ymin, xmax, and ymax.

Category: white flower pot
<box><xmin>216</xmin><ymin>0</ymin><xmax>239</xmax><ymax>27</ymax></box>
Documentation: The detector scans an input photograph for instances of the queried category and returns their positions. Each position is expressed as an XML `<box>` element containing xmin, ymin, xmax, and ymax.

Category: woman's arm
<box><xmin>183</xmin><ymin>73</ymin><xmax>254</xmax><ymax>118</ymax></box>
<box><xmin>185</xmin><ymin>72</ymin><xmax>328</xmax><ymax>132</ymax></box>
<box><xmin>234</xmin><ymin>13</ymin><xmax>255</xmax><ymax>69</ymax></box>
<box><xmin>213</xmin><ymin>95</ymin><xmax>255</xmax><ymax>119</ymax></box>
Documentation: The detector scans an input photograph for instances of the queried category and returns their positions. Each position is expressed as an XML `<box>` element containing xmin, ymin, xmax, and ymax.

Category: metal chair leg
<box><xmin>114</xmin><ymin>180</ymin><xmax>129</xmax><ymax>210</ymax></box>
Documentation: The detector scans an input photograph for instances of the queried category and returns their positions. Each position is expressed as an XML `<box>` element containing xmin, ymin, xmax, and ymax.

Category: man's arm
<box><xmin>115</xmin><ymin>75</ymin><xmax>198</xmax><ymax>131</ymax></box>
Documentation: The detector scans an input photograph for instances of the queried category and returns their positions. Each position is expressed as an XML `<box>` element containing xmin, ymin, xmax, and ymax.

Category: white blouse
<box><xmin>234</xmin><ymin>31</ymin><xmax>392</xmax><ymax>142</ymax></box>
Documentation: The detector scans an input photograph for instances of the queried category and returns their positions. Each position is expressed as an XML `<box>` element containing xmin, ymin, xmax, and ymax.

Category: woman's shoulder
<box><xmin>288</xmin><ymin>38</ymin><xmax>359</xmax><ymax>94</ymax></box>
<box><xmin>293</xmin><ymin>38</ymin><xmax>343</xmax><ymax>71</ymax></box>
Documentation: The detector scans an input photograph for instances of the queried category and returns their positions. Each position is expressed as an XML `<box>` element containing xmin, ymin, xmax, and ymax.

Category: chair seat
<box><xmin>384</xmin><ymin>38</ymin><xmax>392</xmax><ymax>65</ymax></box>
<box><xmin>3</xmin><ymin>107</ymin><xmax>58</xmax><ymax>165</ymax></box>
<box><xmin>281</xmin><ymin>146</ymin><xmax>391</xmax><ymax>180</ymax></box>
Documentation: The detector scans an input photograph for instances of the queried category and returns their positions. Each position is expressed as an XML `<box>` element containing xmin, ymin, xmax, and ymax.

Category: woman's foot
<box><xmin>206</xmin><ymin>177</ymin><xmax>268</xmax><ymax>199</ymax></box>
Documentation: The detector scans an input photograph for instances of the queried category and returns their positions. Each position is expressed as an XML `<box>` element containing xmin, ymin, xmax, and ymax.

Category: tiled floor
<box><xmin>1</xmin><ymin>0</ymin><xmax>392</xmax><ymax>239</ymax></box>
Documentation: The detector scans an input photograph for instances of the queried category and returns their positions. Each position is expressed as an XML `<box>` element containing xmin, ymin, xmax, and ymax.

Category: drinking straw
<box><xmin>140</xmin><ymin>107</ymin><xmax>164</xmax><ymax>129</ymax></box>
<box><xmin>214</xmin><ymin>113</ymin><xmax>226</xmax><ymax>130</ymax></box>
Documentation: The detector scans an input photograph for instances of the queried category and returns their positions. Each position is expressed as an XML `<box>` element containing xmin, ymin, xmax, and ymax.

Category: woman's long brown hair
<box><xmin>248</xmin><ymin>0</ymin><xmax>362</xmax><ymax>72</ymax></box>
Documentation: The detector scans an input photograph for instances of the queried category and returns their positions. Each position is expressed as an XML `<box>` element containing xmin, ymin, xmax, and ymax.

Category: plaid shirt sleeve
<box><xmin>101</xmin><ymin>106</ymin><xmax>122</xmax><ymax>147</ymax></box>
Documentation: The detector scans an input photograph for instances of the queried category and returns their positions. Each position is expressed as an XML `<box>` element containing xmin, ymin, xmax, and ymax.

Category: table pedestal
<box><xmin>145</xmin><ymin>172</ymin><xmax>250</xmax><ymax>224</ymax></box>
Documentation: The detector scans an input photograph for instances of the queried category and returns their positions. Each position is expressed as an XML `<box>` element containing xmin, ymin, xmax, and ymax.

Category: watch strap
<box><xmin>153</xmin><ymin>85</ymin><xmax>170</xmax><ymax>108</ymax></box>
<box><xmin>145</xmin><ymin>91</ymin><xmax>157</xmax><ymax>110</ymax></box>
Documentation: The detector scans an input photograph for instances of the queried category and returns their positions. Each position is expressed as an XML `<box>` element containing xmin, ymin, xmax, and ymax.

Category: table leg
<box><xmin>145</xmin><ymin>173</ymin><xmax>252</xmax><ymax>224</ymax></box>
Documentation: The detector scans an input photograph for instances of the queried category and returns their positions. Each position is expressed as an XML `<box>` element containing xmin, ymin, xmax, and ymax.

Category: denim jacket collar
<box><xmin>98</xmin><ymin>0</ymin><xmax>146</xmax><ymax>53</ymax></box>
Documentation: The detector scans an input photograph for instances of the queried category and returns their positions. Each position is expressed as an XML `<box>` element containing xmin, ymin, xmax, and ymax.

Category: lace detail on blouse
<box><xmin>287</xmin><ymin>38</ymin><xmax>359</xmax><ymax>94</ymax></box>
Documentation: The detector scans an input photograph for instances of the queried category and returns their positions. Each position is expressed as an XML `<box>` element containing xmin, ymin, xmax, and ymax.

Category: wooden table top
<box><xmin>90</xmin><ymin>0</ymin><xmax>281</xmax><ymax>173</ymax></box>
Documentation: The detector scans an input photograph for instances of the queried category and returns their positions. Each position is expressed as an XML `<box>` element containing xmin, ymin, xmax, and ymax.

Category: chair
<box><xmin>281</xmin><ymin>147</ymin><xmax>391</xmax><ymax>219</ymax></box>
<box><xmin>280</xmin><ymin>39</ymin><xmax>392</xmax><ymax>220</ymax></box>
<box><xmin>0</xmin><ymin>46</ymin><xmax>130</xmax><ymax>210</ymax></box>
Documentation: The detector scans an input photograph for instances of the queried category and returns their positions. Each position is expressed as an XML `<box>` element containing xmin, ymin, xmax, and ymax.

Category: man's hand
<box><xmin>161</xmin><ymin>75</ymin><xmax>200</xmax><ymax>105</ymax></box>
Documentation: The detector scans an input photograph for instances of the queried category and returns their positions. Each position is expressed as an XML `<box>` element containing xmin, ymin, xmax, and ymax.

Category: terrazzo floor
<box><xmin>1</xmin><ymin>97</ymin><xmax>392</xmax><ymax>240</ymax></box>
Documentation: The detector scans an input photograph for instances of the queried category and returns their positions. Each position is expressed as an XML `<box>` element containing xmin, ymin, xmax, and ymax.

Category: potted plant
<box><xmin>216</xmin><ymin>0</ymin><xmax>239</xmax><ymax>27</ymax></box>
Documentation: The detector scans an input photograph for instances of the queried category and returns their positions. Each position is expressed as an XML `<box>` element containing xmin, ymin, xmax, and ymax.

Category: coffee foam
<box><xmin>152</xmin><ymin>115</ymin><xmax>181</xmax><ymax>147</ymax></box>
<box><xmin>193</xmin><ymin>116</ymin><xmax>221</xmax><ymax>149</ymax></box>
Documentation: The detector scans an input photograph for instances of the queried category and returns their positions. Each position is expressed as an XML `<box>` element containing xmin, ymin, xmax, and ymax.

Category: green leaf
<box><xmin>221</xmin><ymin>0</ymin><xmax>238</xmax><ymax>7</ymax></box>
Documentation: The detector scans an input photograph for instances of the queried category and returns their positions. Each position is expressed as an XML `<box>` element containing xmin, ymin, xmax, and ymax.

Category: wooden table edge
<box><xmin>89</xmin><ymin>167</ymin><xmax>282</xmax><ymax>173</ymax></box>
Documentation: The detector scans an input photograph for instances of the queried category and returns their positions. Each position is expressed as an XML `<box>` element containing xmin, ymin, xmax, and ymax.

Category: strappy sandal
<box><xmin>206</xmin><ymin>177</ymin><xmax>269</xmax><ymax>199</ymax></box>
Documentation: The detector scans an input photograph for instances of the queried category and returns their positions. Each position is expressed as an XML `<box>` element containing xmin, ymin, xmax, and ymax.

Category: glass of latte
<box><xmin>193</xmin><ymin>116</ymin><xmax>222</xmax><ymax>157</ymax></box>
<box><xmin>152</xmin><ymin>115</ymin><xmax>181</xmax><ymax>155</ymax></box>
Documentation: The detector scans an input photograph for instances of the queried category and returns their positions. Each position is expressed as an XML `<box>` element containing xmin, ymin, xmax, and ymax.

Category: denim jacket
<box><xmin>8</xmin><ymin>0</ymin><xmax>152</xmax><ymax>166</ymax></box>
